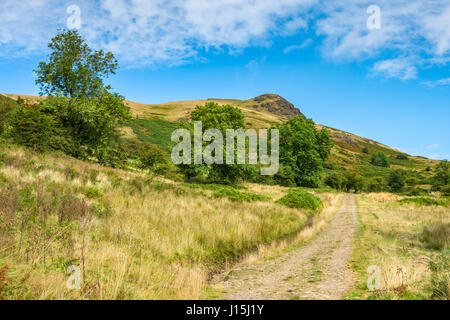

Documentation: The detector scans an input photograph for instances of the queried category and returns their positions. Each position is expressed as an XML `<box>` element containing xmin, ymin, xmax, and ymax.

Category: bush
<box><xmin>82</xmin><ymin>186</ymin><xmax>103</xmax><ymax>199</ymax></box>
<box><xmin>405</xmin><ymin>177</ymin><xmax>419</xmax><ymax>186</ymax></box>
<box><xmin>276</xmin><ymin>190</ymin><xmax>323</xmax><ymax>214</ymax></box>
<box><xmin>407</xmin><ymin>188</ymin><xmax>428</xmax><ymax>196</ymax></box>
<box><xmin>398</xmin><ymin>197</ymin><xmax>448</xmax><ymax>206</ymax></box>
<box><xmin>365</xmin><ymin>176</ymin><xmax>385</xmax><ymax>192</ymax></box>
<box><xmin>396</xmin><ymin>153</ymin><xmax>408</xmax><ymax>160</ymax></box>
<box><xmin>420</xmin><ymin>223</ymin><xmax>449</xmax><ymax>251</ymax></box>
<box><xmin>441</xmin><ymin>185</ymin><xmax>450</xmax><ymax>197</ymax></box>
<box><xmin>371</xmin><ymin>152</ymin><xmax>390</xmax><ymax>167</ymax></box>
<box><xmin>213</xmin><ymin>188</ymin><xmax>270</xmax><ymax>203</ymax></box>
<box><xmin>387</xmin><ymin>171</ymin><xmax>405</xmax><ymax>192</ymax></box>
<box><xmin>324</xmin><ymin>172</ymin><xmax>345</xmax><ymax>191</ymax></box>
<box><xmin>273</xmin><ymin>164</ymin><xmax>296</xmax><ymax>187</ymax></box>
<box><xmin>342</xmin><ymin>171</ymin><xmax>363</xmax><ymax>193</ymax></box>
<box><xmin>9</xmin><ymin>105</ymin><xmax>53</xmax><ymax>152</ymax></box>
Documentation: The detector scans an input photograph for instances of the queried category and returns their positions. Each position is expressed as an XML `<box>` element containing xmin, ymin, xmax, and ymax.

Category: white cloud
<box><xmin>0</xmin><ymin>0</ymin><xmax>450</xmax><ymax>79</ymax></box>
<box><xmin>314</xmin><ymin>0</ymin><xmax>450</xmax><ymax>78</ymax></box>
<box><xmin>371</xmin><ymin>57</ymin><xmax>418</xmax><ymax>80</ymax></box>
<box><xmin>0</xmin><ymin>0</ymin><xmax>315</xmax><ymax>65</ymax></box>
<box><xmin>283</xmin><ymin>38</ymin><xmax>312</xmax><ymax>53</ymax></box>
<box><xmin>426</xmin><ymin>143</ymin><xmax>441</xmax><ymax>150</ymax></box>
<box><xmin>245</xmin><ymin>56</ymin><xmax>267</xmax><ymax>69</ymax></box>
<box><xmin>421</xmin><ymin>78</ymin><xmax>450</xmax><ymax>87</ymax></box>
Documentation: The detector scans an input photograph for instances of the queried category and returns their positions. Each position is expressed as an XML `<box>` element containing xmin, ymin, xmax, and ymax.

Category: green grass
<box><xmin>129</xmin><ymin>118</ymin><xmax>178</xmax><ymax>152</ymax></box>
<box><xmin>184</xmin><ymin>183</ymin><xmax>271</xmax><ymax>203</ymax></box>
<box><xmin>398</xmin><ymin>197</ymin><xmax>449</xmax><ymax>207</ymax></box>
<box><xmin>276</xmin><ymin>189</ymin><xmax>323</xmax><ymax>214</ymax></box>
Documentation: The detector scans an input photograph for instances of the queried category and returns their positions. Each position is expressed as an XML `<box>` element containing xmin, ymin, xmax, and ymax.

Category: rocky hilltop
<box><xmin>248</xmin><ymin>94</ymin><xmax>303</xmax><ymax>118</ymax></box>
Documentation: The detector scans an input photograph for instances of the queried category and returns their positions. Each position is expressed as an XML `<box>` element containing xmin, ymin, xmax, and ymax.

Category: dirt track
<box><xmin>216</xmin><ymin>195</ymin><xmax>358</xmax><ymax>300</ymax></box>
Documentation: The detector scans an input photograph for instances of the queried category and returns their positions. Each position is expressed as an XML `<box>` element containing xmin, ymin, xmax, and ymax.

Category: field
<box><xmin>346</xmin><ymin>193</ymin><xmax>449</xmax><ymax>300</ymax></box>
<box><xmin>0</xmin><ymin>142</ymin><xmax>342</xmax><ymax>299</ymax></box>
<box><xmin>0</xmin><ymin>92</ymin><xmax>448</xmax><ymax>301</ymax></box>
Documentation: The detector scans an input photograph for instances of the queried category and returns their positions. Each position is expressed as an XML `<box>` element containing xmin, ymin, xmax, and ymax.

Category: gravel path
<box><xmin>216</xmin><ymin>195</ymin><xmax>358</xmax><ymax>300</ymax></box>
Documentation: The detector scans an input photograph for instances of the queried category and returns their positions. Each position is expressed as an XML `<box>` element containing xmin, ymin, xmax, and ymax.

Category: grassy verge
<box><xmin>0</xmin><ymin>143</ymin><xmax>319</xmax><ymax>299</ymax></box>
<box><xmin>345</xmin><ymin>193</ymin><xmax>449</xmax><ymax>300</ymax></box>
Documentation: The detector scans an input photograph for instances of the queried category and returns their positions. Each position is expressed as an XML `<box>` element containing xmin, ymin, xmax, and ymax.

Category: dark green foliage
<box><xmin>130</xmin><ymin>118</ymin><xmax>178</xmax><ymax>152</ymax></box>
<box><xmin>125</xmin><ymin>140</ymin><xmax>169</xmax><ymax>173</ymax></box>
<box><xmin>441</xmin><ymin>185</ymin><xmax>450</xmax><ymax>197</ymax></box>
<box><xmin>342</xmin><ymin>171</ymin><xmax>363</xmax><ymax>193</ymax></box>
<box><xmin>407</xmin><ymin>188</ymin><xmax>428</xmax><ymax>196</ymax></box>
<box><xmin>365</xmin><ymin>176</ymin><xmax>385</xmax><ymax>192</ymax></box>
<box><xmin>274</xmin><ymin>164</ymin><xmax>297</xmax><ymax>187</ymax></box>
<box><xmin>39</xmin><ymin>94</ymin><xmax>131</xmax><ymax>161</ymax></box>
<box><xmin>177</xmin><ymin>102</ymin><xmax>252</xmax><ymax>184</ymax></box>
<box><xmin>387</xmin><ymin>171</ymin><xmax>405</xmax><ymax>192</ymax></box>
<box><xmin>212</xmin><ymin>188</ymin><xmax>270</xmax><ymax>202</ymax></box>
<box><xmin>276</xmin><ymin>189</ymin><xmax>323</xmax><ymax>214</ymax></box>
<box><xmin>405</xmin><ymin>177</ymin><xmax>419</xmax><ymax>186</ymax></box>
<box><xmin>183</xmin><ymin>183</ymin><xmax>270</xmax><ymax>202</ymax></box>
<box><xmin>420</xmin><ymin>223</ymin><xmax>449</xmax><ymax>251</ymax></box>
<box><xmin>9</xmin><ymin>104</ymin><xmax>53</xmax><ymax>152</ymax></box>
<box><xmin>398</xmin><ymin>197</ymin><xmax>448</xmax><ymax>206</ymax></box>
<box><xmin>275</xmin><ymin>116</ymin><xmax>332</xmax><ymax>187</ymax></box>
<box><xmin>35</xmin><ymin>30</ymin><xmax>118</xmax><ymax>98</ymax></box>
<box><xmin>396</xmin><ymin>153</ymin><xmax>408</xmax><ymax>160</ymax></box>
<box><xmin>432</xmin><ymin>161</ymin><xmax>449</xmax><ymax>187</ymax></box>
<box><xmin>11</xmin><ymin>30</ymin><xmax>134</xmax><ymax>165</ymax></box>
<box><xmin>362</xmin><ymin>147</ymin><xmax>369</xmax><ymax>154</ymax></box>
<box><xmin>371</xmin><ymin>151</ymin><xmax>390</xmax><ymax>167</ymax></box>
<box><xmin>324</xmin><ymin>172</ymin><xmax>345</xmax><ymax>190</ymax></box>
<box><xmin>0</xmin><ymin>95</ymin><xmax>19</xmax><ymax>135</ymax></box>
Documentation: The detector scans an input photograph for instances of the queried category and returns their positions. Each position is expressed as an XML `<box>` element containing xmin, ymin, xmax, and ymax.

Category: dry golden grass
<box><xmin>346</xmin><ymin>194</ymin><xmax>449</xmax><ymax>300</ymax></box>
<box><xmin>0</xmin><ymin>144</ymin><xmax>343</xmax><ymax>300</ymax></box>
<box><xmin>219</xmin><ymin>193</ymin><xmax>343</xmax><ymax>267</ymax></box>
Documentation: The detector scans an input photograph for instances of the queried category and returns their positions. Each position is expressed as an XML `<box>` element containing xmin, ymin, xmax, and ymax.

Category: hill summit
<box><xmin>248</xmin><ymin>94</ymin><xmax>303</xmax><ymax>118</ymax></box>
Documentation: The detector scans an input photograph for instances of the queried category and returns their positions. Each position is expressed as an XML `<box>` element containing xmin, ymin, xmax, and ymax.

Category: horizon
<box><xmin>0</xmin><ymin>1</ymin><xmax>449</xmax><ymax>160</ymax></box>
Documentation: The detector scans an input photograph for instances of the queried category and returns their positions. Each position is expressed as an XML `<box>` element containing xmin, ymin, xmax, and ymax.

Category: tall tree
<box><xmin>275</xmin><ymin>116</ymin><xmax>332</xmax><ymax>187</ymax></box>
<box><xmin>34</xmin><ymin>30</ymin><xmax>131</xmax><ymax>163</ymax></box>
<box><xmin>35</xmin><ymin>30</ymin><xmax>118</xmax><ymax>98</ymax></box>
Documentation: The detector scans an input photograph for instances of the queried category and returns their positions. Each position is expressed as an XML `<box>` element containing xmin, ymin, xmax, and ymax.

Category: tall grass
<box><xmin>0</xmin><ymin>143</ymin><xmax>325</xmax><ymax>299</ymax></box>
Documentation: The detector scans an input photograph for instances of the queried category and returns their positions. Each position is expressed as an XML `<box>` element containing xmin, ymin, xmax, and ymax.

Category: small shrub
<box><xmin>91</xmin><ymin>202</ymin><xmax>114</xmax><ymax>218</ymax></box>
<box><xmin>407</xmin><ymin>188</ymin><xmax>428</xmax><ymax>196</ymax></box>
<box><xmin>396</xmin><ymin>153</ymin><xmax>408</xmax><ymax>160</ymax></box>
<box><xmin>82</xmin><ymin>186</ymin><xmax>103</xmax><ymax>199</ymax></box>
<box><xmin>371</xmin><ymin>152</ymin><xmax>390</xmax><ymax>168</ymax></box>
<box><xmin>387</xmin><ymin>171</ymin><xmax>405</xmax><ymax>192</ymax></box>
<box><xmin>420</xmin><ymin>223</ymin><xmax>450</xmax><ymax>251</ymax></box>
<box><xmin>441</xmin><ymin>185</ymin><xmax>450</xmax><ymax>197</ymax></box>
<box><xmin>276</xmin><ymin>190</ymin><xmax>323</xmax><ymax>214</ymax></box>
<box><xmin>398</xmin><ymin>197</ymin><xmax>447</xmax><ymax>207</ymax></box>
<box><xmin>0</xmin><ymin>172</ymin><xmax>8</xmax><ymax>185</ymax></box>
<box><xmin>213</xmin><ymin>188</ymin><xmax>270</xmax><ymax>203</ymax></box>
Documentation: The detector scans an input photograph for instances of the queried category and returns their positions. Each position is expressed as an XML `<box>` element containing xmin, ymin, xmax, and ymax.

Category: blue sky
<box><xmin>0</xmin><ymin>0</ymin><xmax>449</xmax><ymax>159</ymax></box>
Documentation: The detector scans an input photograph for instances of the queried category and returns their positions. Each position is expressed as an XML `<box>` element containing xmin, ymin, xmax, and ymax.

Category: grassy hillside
<box><xmin>0</xmin><ymin>141</ymin><xmax>340</xmax><ymax>299</ymax></box>
<box><xmin>1</xmin><ymin>92</ymin><xmax>440</xmax><ymax>186</ymax></box>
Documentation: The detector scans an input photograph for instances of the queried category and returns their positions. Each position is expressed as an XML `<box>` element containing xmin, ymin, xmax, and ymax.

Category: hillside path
<box><xmin>216</xmin><ymin>195</ymin><xmax>358</xmax><ymax>300</ymax></box>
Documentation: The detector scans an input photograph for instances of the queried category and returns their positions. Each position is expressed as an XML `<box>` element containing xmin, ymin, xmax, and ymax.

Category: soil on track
<box><xmin>216</xmin><ymin>195</ymin><xmax>358</xmax><ymax>300</ymax></box>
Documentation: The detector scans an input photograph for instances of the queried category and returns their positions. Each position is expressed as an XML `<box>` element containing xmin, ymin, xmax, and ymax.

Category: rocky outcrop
<box><xmin>249</xmin><ymin>94</ymin><xmax>303</xmax><ymax>118</ymax></box>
